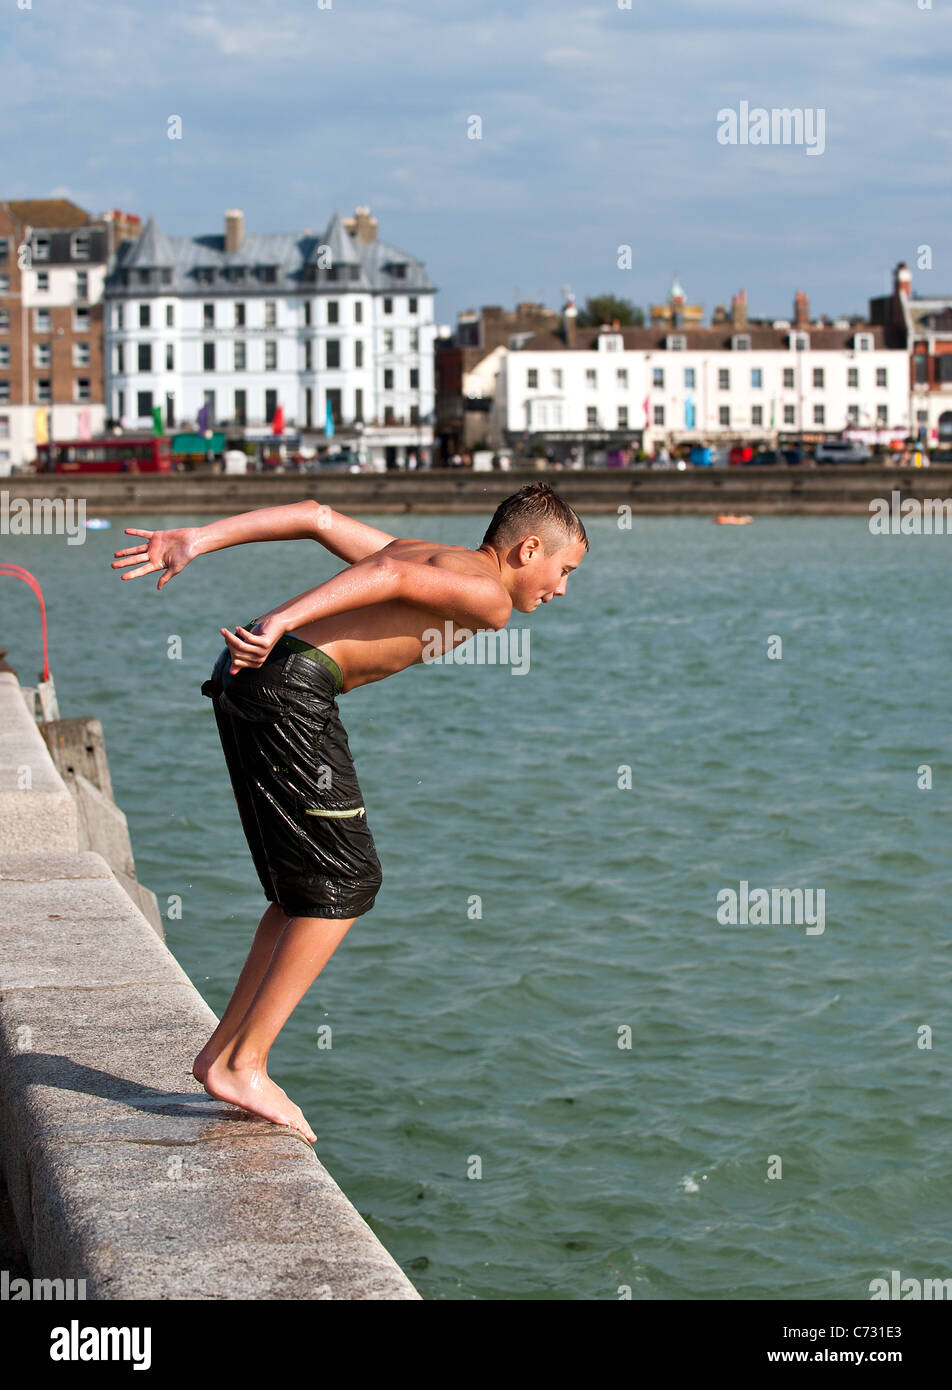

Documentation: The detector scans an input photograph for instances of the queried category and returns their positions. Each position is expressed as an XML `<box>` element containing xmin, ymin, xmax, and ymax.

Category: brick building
<box><xmin>0</xmin><ymin>199</ymin><xmax>140</xmax><ymax>471</ymax></box>
<box><xmin>871</xmin><ymin>261</ymin><xmax>952</xmax><ymax>447</ymax></box>
<box><xmin>435</xmin><ymin>300</ymin><xmax>561</xmax><ymax>460</ymax></box>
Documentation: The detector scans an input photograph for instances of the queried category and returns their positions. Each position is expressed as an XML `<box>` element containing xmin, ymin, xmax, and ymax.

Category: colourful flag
<box><xmin>271</xmin><ymin>403</ymin><xmax>285</xmax><ymax>436</ymax></box>
<box><xmin>197</xmin><ymin>402</ymin><xmax>209</xmax><ymax>433</ymax></box>
<box><xmin>324</xmin><ymin>397</ymin><xmax>335</xmax><ymax>440</ymax></box>
<box><xmin>643</xmin><ymin>394</ymin><xmax>650</xmax><ymax>425</ymax></box>
<box><xmin>77</xmin><ymin>409</ymin><xmax>91</xmax><ymax>441</ymax></box>
<box><xmin>685</xmin><ymin>395</ymin><xmax>695</xmax><ymax>429</ymax></box>
<box><xmin>770</xmin><ymin>399</ymin><xmax>776</xmax><ymax>429</ymax></box>
<box><xmin>34</xmin><ymin>408</ymin><xmax>49</xmax><ymax>446</ymax></box>
<box><xmin>152</xmin><ymin>405</ymin><xmax>163</xmax><ymax>436</ymax></box>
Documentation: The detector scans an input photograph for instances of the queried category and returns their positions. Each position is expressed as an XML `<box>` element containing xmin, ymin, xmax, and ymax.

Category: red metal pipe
<box><xmin>0</xmin><ymin>565</ymin><xmax>51</xmax><ymax>681</ymax></box>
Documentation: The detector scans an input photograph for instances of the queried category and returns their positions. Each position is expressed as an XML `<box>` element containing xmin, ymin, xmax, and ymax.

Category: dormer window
<box><xmin>854</xmin><ymin>332</ymin><xmax>873</xmax><ymax>351</ymax></box>
<box><xmin>598</xmin><ymin>334</ymin><xmax>623</xmax><ymax>352</ymax></box>
<box><xmin>197</xmin><ymin>267</ymin><xmax>215</xmax><ymax>285</ymax></box>
<box><xmin>789</xmin><ymin>332</ymin><xmax>810</xmax><ymax>351</ymax></box>
<box><xmin>666</xmin><ymin>334</ymin><xmax>686</xmax><ymax>351</ymax></box>
<box><xmin>732</xmin><ymin>334</ymin><xmax>751</xmax><ymax>351</ymax></box>
<box><xmin>72</xmin><ymin>232</ymin><xmax>91</xmax><ymax>261</ymax></box>
<box><xmin>258</xmin><ymin>265</ymin><xmax>277</xmax><ymax>283</ymax></box>
<box><xmin>33</xmin><ymin>234</ymin><xmax>50</xmax><ymax>262</ymax></box>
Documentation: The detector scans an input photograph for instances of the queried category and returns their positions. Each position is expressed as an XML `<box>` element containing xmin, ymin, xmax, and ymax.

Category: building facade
<box><xmin>872</xmin><ymin>261</ymin><xmax>952</xmax><ymax>448</ymax></box>
<box><xmin>435</xmin><ymin>300</ymin><xmax>560</xmax><ymax>460</ymax></box>
<box><xmin>494</xmin><ymin>285</ymin><xmax>911</xmax><ymax>459</ymax></box>
<box><xmin>104</xmin><ymin>206</ymin><xmax>437</xmax><ymax>469</ymax></box>
<box><xmin>0</xmin><ymin>200</ymin><xmax>139</xmax><ymax>472</ymax></box>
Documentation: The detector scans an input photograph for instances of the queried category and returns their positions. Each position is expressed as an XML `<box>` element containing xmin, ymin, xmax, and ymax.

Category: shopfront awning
<box><xmin>172</xmin><ymin>432</ymin><xmax>226</xmax><ymax>454</ymax></box>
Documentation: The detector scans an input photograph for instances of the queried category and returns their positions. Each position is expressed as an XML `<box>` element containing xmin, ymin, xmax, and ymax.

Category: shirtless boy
<box><xmin>111</xmin><ymin>481</ymin><xmax>588</xmax><ymax>1142</ymax></box>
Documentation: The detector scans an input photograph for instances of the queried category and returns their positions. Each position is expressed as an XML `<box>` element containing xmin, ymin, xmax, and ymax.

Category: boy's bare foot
<box><xmin>203</xmin><ymin>1056</ymin><xmax>317</xmax><ymax>1143</ymax></box>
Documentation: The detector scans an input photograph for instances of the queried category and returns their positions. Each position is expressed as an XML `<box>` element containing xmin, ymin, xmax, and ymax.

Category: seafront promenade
<box><xmin>4</xmin><ymin>465</ymin><xmax>951</xmax><ymax>517</ymax></box>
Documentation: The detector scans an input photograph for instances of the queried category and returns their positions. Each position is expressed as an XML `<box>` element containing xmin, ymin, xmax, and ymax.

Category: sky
<box><xmin>3</xmin><ymin>0</ymin><xmax>951</xmax><ymax>330</ymax></box>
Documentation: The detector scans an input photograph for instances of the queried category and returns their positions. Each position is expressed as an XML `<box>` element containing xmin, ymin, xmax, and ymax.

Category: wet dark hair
<box><xmin>481</xmin><ymin>482</ymin><xmax>589</xmax><ymax>556</ymax></box>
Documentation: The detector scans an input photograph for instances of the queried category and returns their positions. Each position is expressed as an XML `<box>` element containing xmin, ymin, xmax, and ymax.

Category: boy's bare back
<box><xmin>293</xmin><ymin>537</ymin><xmax>508</xmax><ymax>693</ymax></box>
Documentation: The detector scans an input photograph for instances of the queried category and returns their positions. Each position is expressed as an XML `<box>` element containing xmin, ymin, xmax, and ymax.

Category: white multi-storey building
<box><xmin>104</xmin><ymin>206</ymin><xmax>438</xmax><ymax>469</ymax></box>
<box><xmin>486</xmin><ymin>279</ymin><xmax>912</xmax><ymax>459</ymax></box>
<box><xmin>494</xmin><ymin>314</ymin><xmax>911</xmax><ymax>459</ymax></box>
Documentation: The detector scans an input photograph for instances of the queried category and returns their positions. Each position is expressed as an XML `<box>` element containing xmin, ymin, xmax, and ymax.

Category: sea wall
<box><xmin>4</xmin><ymin>464</ymin><xmax>950</xmax><ymax>515</ymax></box>
<box><xmin>0</xmin><ymin>669</ymin><xmax>420</xmax><ymax>1300</ymax></box>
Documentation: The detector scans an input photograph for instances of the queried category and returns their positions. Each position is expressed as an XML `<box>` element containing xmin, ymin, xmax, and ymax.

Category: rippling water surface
<box><xmin>4</xmin><ymin>512</ymin><xmax>951</xmax><ymax>1299</ymax></box>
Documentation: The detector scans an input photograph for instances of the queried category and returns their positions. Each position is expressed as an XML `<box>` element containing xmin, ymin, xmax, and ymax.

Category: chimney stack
<box><xmin>225</xmin><ymin>209</ymin><xmax>244</xmax><ymax>254</ymax></box>
<box><xmin>894</xmin><ymin>260</ymin><xmax>912</xmax><ymax>298</ymax></box>
<box><xmin>344</xmin><ymin>205</ymin><xmax>378</xmax><ymax>245</ymax></box>
<box><xmin>563</xmin><ymin>296</ymin><xmax>577</xmax><ymax>348</ymax></box>
<box><xmin>794</xmin><ymin>290</ymin><xmax>810</xmax><ymax>330</ymax></box>
<box><xmin>731</xmin><ymin>288</ymin><xmax>748</xmax><ymax>332</ymax></box>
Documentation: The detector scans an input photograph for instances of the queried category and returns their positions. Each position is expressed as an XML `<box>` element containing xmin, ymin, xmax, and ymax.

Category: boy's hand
<box><xmin>111</xmin><ymin>527</ymin><xmax>200</xmax><ymax>590</ymax></box>
<box><xmin>221</xmin><ymin>614</ymin><xmax>287</xmax><ymax>674</ymax></box>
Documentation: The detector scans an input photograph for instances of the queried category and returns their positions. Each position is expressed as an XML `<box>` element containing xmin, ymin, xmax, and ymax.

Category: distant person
<box><xmin>111</xmin><ymin>484</ymin><xmax>589</xmax><ymax>1143</ymax></box>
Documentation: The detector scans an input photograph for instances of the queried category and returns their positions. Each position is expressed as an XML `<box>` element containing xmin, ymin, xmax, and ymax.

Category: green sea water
<box><xmin>3</xmin><ymin>511</ymin><xmax>950</xmax><ymax>1300</ymax></box>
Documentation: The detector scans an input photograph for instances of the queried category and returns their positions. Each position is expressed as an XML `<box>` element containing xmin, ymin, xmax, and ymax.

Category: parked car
<box><xmin>745</xmin><ymin>450</ymin><xmax>782</xmax><ymax>467</ymax></box>
<box><xmin>814</xmin><ymin>439</ymin><xmax>871</xmax><ymax>464</ymax></box>
<box><xmin>728</xmin><ymin>444</ymin><xmax>754</xmax><ymax>467</ymax></box>
<box><xmin>690</xmin><ymin>445</ymin><xmax>714</xmax><ymax>467</ymax></box>
<box><xmin>306</xmin><ymin>449</ymin><xmax>361</xmax><ymax>472</ymax></box>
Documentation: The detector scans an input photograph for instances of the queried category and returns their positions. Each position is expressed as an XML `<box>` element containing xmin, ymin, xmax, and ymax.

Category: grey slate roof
<box><xmin>107</xmin><ymin>210</ymin><xmax>436</xmax><ymax>296</ymax></box>
<box><xmin>519</xmin><ymin>324</ymin><xmax>891</xmax><ymax>352</ymax></box>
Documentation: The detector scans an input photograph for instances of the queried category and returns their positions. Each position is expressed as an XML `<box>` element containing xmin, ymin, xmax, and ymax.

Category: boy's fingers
<box><xmin>233</xmin><ymin>625</ymin><xmax>269</xmax><ymax>646</ymax></box>
<box><xmin>120</xmin><ymin>560</ymin><xmax>161</xmax><ymax>580</ymax></box>
<box><xmin>221</xmin><ymin>628</ymin><xmax>258</xmax><ymax>652</ymax></box>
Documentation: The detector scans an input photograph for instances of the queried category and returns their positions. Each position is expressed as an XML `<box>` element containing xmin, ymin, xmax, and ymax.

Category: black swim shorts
<box><xmin>200</xmin><ymin>623</ymin><xmax>383</xmax><ymax>919</ymax></box>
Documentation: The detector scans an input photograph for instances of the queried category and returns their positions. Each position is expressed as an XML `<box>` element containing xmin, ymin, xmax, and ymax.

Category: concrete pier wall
<box><xmin>3</xmin><ymin>464</ymin><xmax>949</xmax><ymax>515</ymax></box>
<box><xmin>0</xmin><ymin>670</ymin><xmax>420</xmax><ymax>1300</ymax></box>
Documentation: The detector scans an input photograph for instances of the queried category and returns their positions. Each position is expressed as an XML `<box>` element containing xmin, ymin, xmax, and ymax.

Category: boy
<box><xmin>112</xmin><ymin>482</ymin><xmax>588</xmax><ymax>1142</ymax></box>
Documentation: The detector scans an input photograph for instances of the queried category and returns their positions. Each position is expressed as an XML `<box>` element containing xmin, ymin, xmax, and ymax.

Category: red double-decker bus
<box><xmin>35</xmin><ymin>435</ymin><xmax>173</xmax><ymax>473</ymax></box>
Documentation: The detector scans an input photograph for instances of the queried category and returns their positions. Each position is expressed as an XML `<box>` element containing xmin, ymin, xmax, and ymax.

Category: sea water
<box><xmin>3</xmin><ymin>512</ymin><xmax>950</xmax><ymax>1300</ymax></box>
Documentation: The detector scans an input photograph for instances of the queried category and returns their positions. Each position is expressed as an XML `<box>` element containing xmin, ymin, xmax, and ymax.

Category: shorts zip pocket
<box><xmin>304</xmin><ymin>806</ymin><xmax>366</xmax><ymax>818</ymax></box>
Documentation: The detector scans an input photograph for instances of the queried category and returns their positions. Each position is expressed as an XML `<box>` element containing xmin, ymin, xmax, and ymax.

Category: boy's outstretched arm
<box><xmin>224</xmin><ymin>553</ymin><xmax>511</xmax><ymax>672</ymax></box>
<box><xmin>111</xmin><ymin>500</ymin><xmax>397</xmax><ymax>588</ymax></box>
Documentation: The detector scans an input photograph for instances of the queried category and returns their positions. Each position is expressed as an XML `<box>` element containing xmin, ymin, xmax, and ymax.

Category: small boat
<box><xmin>85</xmin><ymin>518</ymin><xmax>112</xmax><ymax>529</ymax></box>
<box><xmin>714</xmin><ymin>513</ymin><xmax>753</xmax><ymax>526</ymax></box>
